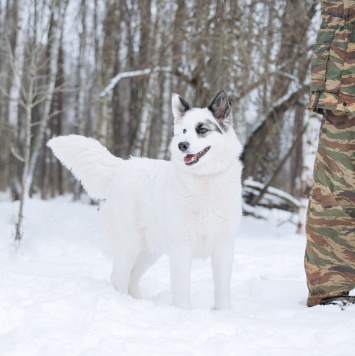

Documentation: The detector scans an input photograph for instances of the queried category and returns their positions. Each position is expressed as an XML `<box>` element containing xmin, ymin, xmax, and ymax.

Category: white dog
<box><xmin>48</xmin><ymin>91</ymin><xmax>243</xmax><ymax>310</ymax></box>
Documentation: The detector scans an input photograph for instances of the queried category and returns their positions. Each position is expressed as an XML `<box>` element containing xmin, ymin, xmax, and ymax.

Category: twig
<box><xmin>10</xmin><ymin>145</ymin><xmax>25</xmax><ymax>163</ymax></box>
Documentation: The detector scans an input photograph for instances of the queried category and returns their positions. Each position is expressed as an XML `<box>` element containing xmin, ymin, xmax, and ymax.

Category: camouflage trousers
<box><xmin>305</xmin><ymin>110</ymin><xmax>355</xmax><ymax>307</ymax></box>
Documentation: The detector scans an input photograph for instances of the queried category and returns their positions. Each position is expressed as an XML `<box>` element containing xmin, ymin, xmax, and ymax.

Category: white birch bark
<box><xmin>95</xmin><ymin>0</ymin><xmax>116</xmax><ymax>146</ymax></box>
<box><xmin>132</xmin><ymin>1</ymin><xmax>164</xmax><ymax>157</ymax></box>
<box><xmin>157</xmin><ymin>74</ymin><xmax>172</xmax><ymax>159</ymax></box>
<box><xmin>77</xmin><ymin>0</ymin><xmax>88</xmax><ymax>136</ymax></box>
<box><xmin>97</xmin><ymin>96</ymin><xmax>109</xmax><ymax>144</ymax></box>
<box><xmin>15</xmin><ymin>72</ymin><xmax>34</xmax><ymax>241</ymax></box>
<box><xmin>26</xmin><ymin>0</ymin><xmax>69</xmax><ymax>194</ymax></box>
<box><xmin>8</xmin><ymin>0</ymin><xmax>28</xmax><ymax>128</ymax></box>
<box><xmin>157</xmin><ymin>2</ymin><xmax>174</xmax><ymax>160</ymax></box>
<box><xmin>297</xmin><ymin>112</ymin><xmax>321</xmax><ymax>234</ymax></box>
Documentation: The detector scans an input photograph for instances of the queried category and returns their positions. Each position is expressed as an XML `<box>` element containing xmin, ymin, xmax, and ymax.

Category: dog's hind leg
<box><xmin>110</xmin><ymin>244</ymin><xmax>141</xmax><ymax>295</ymax></box>
<box><xmin>128</xmin><ymin>246</ymin><xmax>160</xmax><ymax>299</ymax></box>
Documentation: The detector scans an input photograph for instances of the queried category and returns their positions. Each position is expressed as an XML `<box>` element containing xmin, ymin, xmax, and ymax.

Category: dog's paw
<box><xmin>173</xmin><ymin>301</ymin><xmax>191</xmax><ymax>310</ymax></box>
<box><xmin>128</xmin><ymin>285</ymin><xmax>142</xmax><ymax>299</ymax></box>
<box><xmin>212</xmin><ymin>300</ymin><xmax>231</xmax><ymax>310</ymax></box>
<box><xmin>110</xmin><ymin>271</ymin><xmax>129</xmax><ymax>294</ymax></box>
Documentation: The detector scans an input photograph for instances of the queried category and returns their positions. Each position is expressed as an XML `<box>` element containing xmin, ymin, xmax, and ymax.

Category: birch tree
<box><xmin>0</xmin><ymin>0</ymin><xmax>321</xmax><ymax>217</ymax></box>
<box><xmin>95</xmin><ymin>0</ymin><xmax>119</xmax><ymax>146</ymax></box>
<box><xmin>76</xmin><ymin>0</ymin><xmax>90</xmax><ymax>136</ymax></box>
<box><xmin>10</xmin><ymin>0</ymin><xmax>69</xmax><ymax>240</ymax></box>
<box><xmin>26</xmin><ymin>0</ymin><xmax>69</xmax><ymax>194</ymax></box>
<box><xmin>242</xmin><ymin>0</ymin><xmax>316</xmax><ymax>188</ymax></box>
<box><xmin>132</xmin><ymin>0</ymin><xmax>164</xmax><ymax>157</ymax></box>
<box><xmin>4</xmin><ymin>0</ymin><xmax>29</xmax><ymax>197</ymax></box>
<box><xmin>297</xmin><ymin>112</ymin><xmax>321</xmax><ymax>234</ymax></box>
<box><xmin>15</xmin><ymin>41</ymin><xmax>36</xmax><ymax>241</ymax></box>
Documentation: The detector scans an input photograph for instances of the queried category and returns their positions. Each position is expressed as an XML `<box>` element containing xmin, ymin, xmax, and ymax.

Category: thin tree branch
<box><xmin>11</xmin><ymin>145</ymin><xmax>25</xmax><ymax>163</ymax></box>
<box><xmin>96</xmin><ymin>66</ymin><xmax>172</xmax><ymax>100</ymax></box>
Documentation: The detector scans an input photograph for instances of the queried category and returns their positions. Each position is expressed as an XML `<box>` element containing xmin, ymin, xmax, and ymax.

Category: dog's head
<box><xmin>170</xmin><ymin>91</ymin><xmax>242</xmax><ymax>176</ymax></box>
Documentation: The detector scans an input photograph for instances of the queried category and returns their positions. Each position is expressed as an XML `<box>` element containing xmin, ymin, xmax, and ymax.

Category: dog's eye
<box><xmin>197</xmin><ymin>127</ymin><xmax>208</xmax><ymax>135</ymax></box>
<box><xmin>183</xmin><ymin>129</ymin><xmax>187</xmax><ymax>134</ymax></box>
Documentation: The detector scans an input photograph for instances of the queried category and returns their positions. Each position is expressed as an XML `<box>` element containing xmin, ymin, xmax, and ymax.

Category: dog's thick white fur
<box><xmin>48</xmin><ymin>91</ymin><xmax>243</xmax><ymax>310</ymax></box>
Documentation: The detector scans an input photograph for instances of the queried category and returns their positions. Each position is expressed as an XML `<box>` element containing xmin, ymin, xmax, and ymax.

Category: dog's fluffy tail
<box><xmin>47</xmin><ymin>135</ymin><xmax>123</xmax><ymax>199</ymax></box>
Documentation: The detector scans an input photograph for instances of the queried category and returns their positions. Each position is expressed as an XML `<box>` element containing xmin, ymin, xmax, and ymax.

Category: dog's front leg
<box><xmin>211</xmin><ymin>240</ymin><xmax>234</xmax><ymax>310</ymax></box>
<box><xmin>169</xmin><ymin>247</ymin><xmax>193</xmax><ymax>309</ymax></box>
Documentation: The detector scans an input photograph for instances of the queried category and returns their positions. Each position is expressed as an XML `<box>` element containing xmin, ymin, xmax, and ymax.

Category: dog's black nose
<box><xmin>178</xmin><ymin>141</ymin><xmax>190</xmax><ymax>152</ymax></box>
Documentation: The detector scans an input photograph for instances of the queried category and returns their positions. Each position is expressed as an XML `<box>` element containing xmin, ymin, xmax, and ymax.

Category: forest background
<box><xmin>0</xmin><ymin>0</ymin><xmax>320</xmax><ymax>224</ymax></box>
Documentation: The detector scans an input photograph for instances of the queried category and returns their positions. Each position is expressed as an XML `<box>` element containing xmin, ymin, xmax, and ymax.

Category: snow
<box><xmin>1</xmin><ymin>196</ymin><xmax>355</xmax><ymax>356</ymax></box>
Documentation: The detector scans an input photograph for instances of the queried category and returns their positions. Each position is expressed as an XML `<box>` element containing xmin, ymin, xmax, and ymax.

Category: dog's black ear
<box><xmin>208</xmin><ymin>91</ymin><xmax>232</xmax><ymax>127</ymax></box>
<box><xmin>172</xmin><ymin>94</ymin><xmax>191</xmax><ymax>122</ymax></box>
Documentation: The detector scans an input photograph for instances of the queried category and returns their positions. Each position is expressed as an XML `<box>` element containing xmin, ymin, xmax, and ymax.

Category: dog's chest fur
<box><xmin>168</xmin><ymin>168</ymin><xmax>241</xmax><ymax>258</ymax></box>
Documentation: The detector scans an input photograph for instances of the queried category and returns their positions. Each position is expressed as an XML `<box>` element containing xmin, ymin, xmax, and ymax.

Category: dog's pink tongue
<box><xmin>184</xmin><ymin>154</ymin><xmax>196</xmax><ymax>164</ymax></box>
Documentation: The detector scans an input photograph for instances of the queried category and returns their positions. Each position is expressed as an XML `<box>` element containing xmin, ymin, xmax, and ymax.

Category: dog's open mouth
<box><xmin>183</xmin><ymin>146</ymin><xmax>211</xmax><ymax>165</ymax></box>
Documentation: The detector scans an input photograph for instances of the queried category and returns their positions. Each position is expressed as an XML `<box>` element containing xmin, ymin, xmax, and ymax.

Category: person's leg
<box><xmin>305</xmin><ymin>110</ymin><xmax>355</xmax><ymax>307</ymax></box>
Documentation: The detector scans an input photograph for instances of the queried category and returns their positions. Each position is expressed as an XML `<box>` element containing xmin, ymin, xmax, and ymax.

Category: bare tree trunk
<box><xmin>297</xmin><ymin>112</ymin><xmax>321</xmax><ymax>234</ymax></box>
<box><xmin>112</xmin><ymin>2</ymin><xmax>123</xmax><ymax>157</ymax></box>
<box><xmin>26</xmin><ymin>0</ymin><xmax>69</xmax><ymax>195</ymax></box>
<box><xmin>69</xmin><ymin>0</ymin><xmax>91</xmax><ymax>199</ymax></box>
<box><xmin>208</xmin><ymin>1</ymin><xmax>225</xmax><ymax>94</ymax></box>
<box><xmin>0</xmin><ymin>0</ymin><xmax>9</xmax><ymax>191</ymax></box>
<box><xmin>76</xmin><ymin>0</ymin><xmax>88</xmax><ymax>136</ymax></box>
<box><xmin>291</xmin><ymin>0</ymin><xmax>318</xmax><ymax>199</ymax></box>
<box><xmin>96</xmin><ymin>0</ymin><xmax>117</xmax><ymax>145</ymax></box>
<box><xmin>171</xmin><ymin>0</ymin><xmax>185</xmax><ymax>95</ymax></box>
<box><xmin>42</xmin><ymin>44</ymin><xmax>65</xmax><ymax>199</ymax></box>
<box><xmin>6</xmin><ymin>0</ymin><xmax>28</xmax><ymax>198</ymax></box>
<box><xmin>133</xmin><ymin>0</ymin><xmax>164</xmax><ymax>157</ymax></box>
<box><xmin>242</xmin><ymin>89</ymin><xmax>302</xmax><ymax>181</ymax></box>
<box><xmin>157</xmin><ymin>75</ymin><xmax>172</xmax><ymax>159</ymax></box>
<box><xmin>7</xmin><ymin>0</ymin><xmax>27</xmax><ymax>128</ymax></box>
<box><xmin>157</xmin><ymin>2</ymin><xmax>174</xmax><ymax>159</ymax></box>
<box><xmin>15</xmin><ymin>67</ymin><xmax>34</xmax><ymax>241</ymax></box>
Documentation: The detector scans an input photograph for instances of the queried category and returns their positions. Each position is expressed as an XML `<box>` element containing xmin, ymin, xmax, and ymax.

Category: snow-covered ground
<box><xmin>1</xmin><ymin>196</ymin><xmax>354</xmax><ymax>356</ymax></box>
